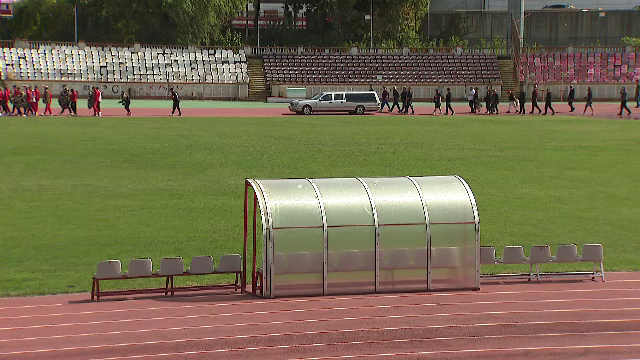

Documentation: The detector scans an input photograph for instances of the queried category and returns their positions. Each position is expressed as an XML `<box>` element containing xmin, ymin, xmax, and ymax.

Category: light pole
<box><xmin>370</xmin><ymin>0</ymin><xmax>373</xmax><ymax>49</ymax></box>
<box><xmin>74</xmin><ymin>3</ymin><xmax>78</xmax><ymax>43</ymax></box>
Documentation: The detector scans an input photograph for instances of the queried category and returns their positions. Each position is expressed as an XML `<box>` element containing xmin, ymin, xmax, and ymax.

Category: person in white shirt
<box><xmin>468</xmin><ymin>87</ymin><xmax>476</xmax><ymax>113</ymax></box>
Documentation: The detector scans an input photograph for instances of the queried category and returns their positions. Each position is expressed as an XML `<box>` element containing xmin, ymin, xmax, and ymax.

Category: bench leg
<box><xmin>171</xmin><ymin>276</ymin><xmax>174</xmax><ymax>296</ymax></box>
<box><xmin>91</xmin><ymin>279</ymin><xmax>95</xmax><ymax>301</ymax></box>
<box><xmin>96</xmin><ymin>280</ymin><xmax>101</xmax><ymax>302</ymax></box>
<box><xmin>235</xmin><ymin>273</ymin><xmax>239</xmax><ymax>292</ymax></box>
<box><xmin>528</xmin><ymin>263</ymin><xmax>532</xmax><ymax>281</ymax></box>
<box><xmin>536</xmin><ymin>264</ymin><xmax>540</xmax><ymax>282</ymax></box>
<box><xmin>165</xmin><ymin>277</ymin><xmax>169</xmax><ymax>296</ymax></box>
<box><xmin>600</xmin><ymin>261</ymin><xmax>606</xmax><ymax>282</ymax></box>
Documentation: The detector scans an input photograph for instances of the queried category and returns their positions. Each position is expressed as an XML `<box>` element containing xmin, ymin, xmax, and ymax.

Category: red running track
<box><xmin>20</xmin><ymin>103</ymin><xmax>640</xmax><ymax>119</ymax></box>
<box><xmin>0</xmin><ymin>272</ymin><xmax>639</xmax><ymax>359</ymax></box>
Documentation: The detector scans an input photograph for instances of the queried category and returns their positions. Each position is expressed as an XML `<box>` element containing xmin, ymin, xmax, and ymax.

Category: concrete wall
<box><xmin>270</xmin><ymin>84</ymin><xmax>503</xmax><ymax>102</ymax></box>
<box><xmin>432</xmin><ymin>0</ymin><xmax>639</xmax><ymax>10</ymax></box>
<box><xmin>3</xmin><ymin>81</ymin><xmax>248</xmax><ymax>100</ymax></box>
<box><xmin>428</xmin><ymin>10</ymin><xmax>640</xmax><ymax>46</ymax></box>
<box><xmin>521</xmin><ymin>82</ymin><xmax>638</xmax><ymax>101</ymax></box>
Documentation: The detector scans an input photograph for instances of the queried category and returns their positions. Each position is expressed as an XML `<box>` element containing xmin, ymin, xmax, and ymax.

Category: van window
<box><xmin>345</xmin><ymin>92</ymin><xmax>377</xmax><ymax>103</ymax></box>
<box><xmin>320</xmin><ymin>94</ymin><xmax>332</xmax><ymax>101</ymax></box>
<box><xmin>334</xmin><ymin>93</ymin><xmax>344</xmax><ymax>101</ymax></box>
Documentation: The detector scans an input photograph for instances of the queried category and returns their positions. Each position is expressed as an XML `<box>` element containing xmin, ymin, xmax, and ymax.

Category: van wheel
<box><xmin>303</xmin><ymin>105</ymin><xmax>312</xmax><ymax>115</ymax></box>
<box><xmin>355</xmin><ymin>106</ymin><xmax>365</xmax><ymax>115</ymax></box>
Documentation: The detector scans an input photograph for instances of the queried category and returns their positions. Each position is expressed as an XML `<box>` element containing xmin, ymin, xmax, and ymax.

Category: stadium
<box><xmin>0</xmin><ymin>0</ymin><xmax>639</xmax><ymax>359</ymax></box>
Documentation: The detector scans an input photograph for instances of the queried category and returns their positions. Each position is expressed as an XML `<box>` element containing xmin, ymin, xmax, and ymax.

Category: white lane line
<box><xmin>6</xmin><ymin>315</ymin><xmax>639</xmax><ymax>344</ymax></box>
<box><xmin>1</xmin><ymin>286</ymin><xmax>638</xmax><ymax>316</ymax></box>
<box><xmin>1</xmin><ymin>305</ymin><xmax>639</xmax><ymax>337</ymax></box>
<box><xmin>0</xmin><ymin>303</ymin><xmax>62</xmax><ymax>311</ymax></box>
<box><xmin>295</xmin><ymin>343</ymin><xmax>640</xmax><ymax>359</ymax></box>
<box><xmin>62</xmin><ymin>331</ymin><xmax>640</xmax><ymax>360</ymax></box>
<box><xmin>3</xmin><ymin>294</ymin><xmax>640</xmax><ymax>324</ymax></box>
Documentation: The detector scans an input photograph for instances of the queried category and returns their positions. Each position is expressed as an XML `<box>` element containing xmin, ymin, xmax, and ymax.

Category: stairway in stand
<box><xmin>498</xmin><ymin>59</ymin><xmax>520</xmax><ymax>99</ymax></box>
<box><xmin>247</xmin><ymin>58</ymin><xmax>269</xmax><ymax>102</ymax></box>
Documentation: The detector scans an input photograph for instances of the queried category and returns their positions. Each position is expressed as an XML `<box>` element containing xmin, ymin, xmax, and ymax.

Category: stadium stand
<box><xmin>264</xmin><ymin>53</ymin><xmax>502</xmax><ymax>85</ymax></box>
<box><xmin>520</xmin><ymin>52</ymin><xmax>640</xmax><ymax>83</ymax></box>
<box><xmin>0</xmin><ymin>46</ymin><xmax>248</xmax><ymax>83</ymax></box>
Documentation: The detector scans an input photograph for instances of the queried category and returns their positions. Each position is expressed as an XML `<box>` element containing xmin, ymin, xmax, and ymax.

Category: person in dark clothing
<box><xmin>390</xmin><ymin>86</ymin><xmax>401</xmax><ymax>112</ymax></box>
<box><xmin>119</xmin><ymin>92</ymin><xmax>131</xmax><ymax>116</ymax></box>
<box><xmin>474</xmin><ymin>87</ymin><xmax>481</xmax><ymax>113</ymax></box>
<box><xmin>518</xmin><ymin>89</ymin><xmax>526</xmax><ymax>115</ymax></box>
<box><xmin>400</xmin><ymin>86</ymin><xmax>407</xmax><ymax>114</ymax></box>
<box><xmin>369</xmin><ymin>85</ymin><xmax>374</xmax><ymax>92</ymax></box>
<box><xmin>507</xmin><ymin>90</ymin><xmax>518</xmax><ymax>113</ymax></box>
<box><xmin>618</xmin><ymin>87</ymin><xmax>632</xmax><ymax>116</ymax></box>
<box><xmin>380</xmin><ymin>86</ymin><xmax>390</xmax><ymax>112</ymax></box>
<box><xmin>568</xmin><ymin>85</ymin><xmax>576</xmax><ymax>112</ymax></box>
<box><xmin>544</xmin><ymin>89</ymin><xmax>555</xmax><ymax>115</ymax></box>
<box><xmin>445</xmin><ymin>88</ymin><xmax>454</xmax><ymax>115</ymax></box>
<box><xmin>583</xmin><ymin>87</ymin><xmax>594</xmax><ymax>115</ymax></box>
<box><xmin>530</xmin><ymin>85</ymin><xmax>542</xmax><ymax>114</ymax></box>
<box><xmin>492</xmin><ymin>89</ymin><xmax>500</xmax><ymax>114</ymax></box>
<box><xmin>484</xmin><ymin>87</ymin><xmax>492</xmax><ymax>114</ymax></box>
<box><xmin>170</xmin><ymin>88</ymin><xmax>181</xmax><ymax>116</ymax></box>
<box><xmin>432</xmin><ymin>89</ymin><xmax>442</xmax><ymax>115</ymax></box>
<box><xmin>404</xmin><ymin>87</ymin><xmax>415</xmax><ymax>115</ymax></box>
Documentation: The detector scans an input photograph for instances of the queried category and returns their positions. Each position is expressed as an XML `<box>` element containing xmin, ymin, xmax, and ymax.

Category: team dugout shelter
<box><xmin>243</xmin><ymin>176</ymin><xmax>480</xmax><ymax>298</ymax></box>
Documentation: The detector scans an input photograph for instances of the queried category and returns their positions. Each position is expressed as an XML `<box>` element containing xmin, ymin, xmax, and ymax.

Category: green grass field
<box><xmin>1</xmin><ymin>114</ymin><xmax>639</xmax><ymax>297</ymax></box>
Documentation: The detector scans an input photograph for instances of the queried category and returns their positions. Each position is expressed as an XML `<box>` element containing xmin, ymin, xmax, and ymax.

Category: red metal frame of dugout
<box><xmin>243</xmin><ymin>180</ymin><xmax>261</xmax><ymax>296</ymax></box>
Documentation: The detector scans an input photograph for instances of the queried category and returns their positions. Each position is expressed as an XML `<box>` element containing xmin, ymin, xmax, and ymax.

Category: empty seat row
<box><xmin>519</xmin><ymin>52</ymin><xmax>639</xmax><ymax>83</ymax></box>
<box><xmin>264</xmin><ymin>53</ymin><xmax>501</xmax><ymax>85</ymax></box>
<box><xmin>272</xmin><ymin>247</ymin><xmax>462</xmax><ymax>275</ymax></box>
<box><xmin>91</xmin><ymin>254</ymin><xmax>242</xmax><ymax>301</ymax></box>
<box><xmin>480</xmin><ymin>244</ymin><xmax>604</xmax><ymax>282</ymax></box>
<box><xmin>1</xmin><ymin>46</ymin><xmax>248</xmax><ymax>84</ymax></box>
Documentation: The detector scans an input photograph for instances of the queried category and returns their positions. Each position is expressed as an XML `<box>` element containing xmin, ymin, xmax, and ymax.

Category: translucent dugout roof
<box><xmin>245</xmin><ymin>176</ymin><xmax>479</xmax><ymax>298</ymax></box>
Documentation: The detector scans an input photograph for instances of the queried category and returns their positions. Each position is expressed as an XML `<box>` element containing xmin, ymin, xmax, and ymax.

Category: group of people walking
<box><xmin>1</xmin><ymin>84</ymin><xmax>53</xmax><ymax>116</ymax></box>
<box><xmin>379</xmin><ymin>86</ymin><xmax>415</xmax><ymax>115</ymax></box>
<box><xmin>372</xmin><ymin>80</ymin><xmax>639</xmax><ymax>117</ymax></box>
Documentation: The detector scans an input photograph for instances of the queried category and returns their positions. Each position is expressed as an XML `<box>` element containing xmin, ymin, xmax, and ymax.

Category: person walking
<box><xmin>474</xmin><ymin>87</ymin><xmax>481</xmax><ymax>113</ymax></box>
<box><xmin>59</xmin><ymin>85</ymin><xmax>72</xmax><ymax>115</ymax></box>
<box><xmin>94</xmin><ymin>86</ymin><xmax>102</xmax><ymax>116</ymax></box>
<box><xmin>400</xmin><ymin>86</ymin><xmax>408</xmax><ymax>114</ymax></box>
<box><xmin>170</xmin><ymin>88</ymin><xmax>182</xmax><ymax>116</ymax></box>
<box><xmin>42</xmin><ymin>86</ymin><xmax>53</xmax><ymax>116</ymax></box>
<box><xmin>635</xmin><ymin>79</ymin><xmax>639</xmax><ymax>108</ymax></box>
<box><xmin>507</xmin><ymin>90</ymin><xmax>516</xmax><ymax>113</ymax></box>
<box><xmin>618</xmin><ymin>87</ymin><xmax>632</xmax><ymax>116</ymax></box>
<box><xmin>404</xmin><ymin>87</ymin><xmax>415</xmax><ymax>115</ymax></box>
<box><xmin>432</xmin><ymin>89</ymin><xmax>443</xmax><ymax>115</ymax></box>
<box><xmin>33</xmin><ymin>85</ymin><xmax>40</xmax><ymax>115</ymax></box>
<box><xmin>544</xmin><ymin>89</ymin><xmax>555</xmax><ymax>115</ymax></box>
<box><xmin>69</xmin><ymin>88</ymin><xmax>78</xmax><ymax>116</ymax></box>
<box><xmin>390</xmin><ymin>86</ymin><xmax>401</xmax><ymax>112</ymax></box>
<box><xmin>120</xmin><ymin>92</ymin><xmax>131</xmax><ymax>116</ymax></box>
<box><xmin>2</xmin><ymin>87</ymin><xmax>10</xmax><ymax>115</ymax></box>
<box><xmin>468</xmin><ymin>87</ymin><xmax>476</xmax><ymax>113</ymax></box>
<box><xmin>530</xmin><ymin>85</ymin><xmax>542</xmax><ymax>114</ymax></box>
<box><xmin>484</xmin><ymin>87</ymin><xmax>492</xmax><ymax>114</ymax></box>
<box><xmin>445</xmin><ymin>88</ymin><xmax>454</xmax><ymax>115</ymax></box>
<box><xmin>568</xmin><ymin>85</ymin><xmax>575</xmax><ymax>112</ymax></box>
<box><xmin>492</xmin><ymin>89</ymin><xmax>500</xmax><ymax>114</ymax></box>
<box><xmin>380</xmin><ymin>86</ymin><xmax>390</xmax><ymax>112</ymax></box>
<box><xmin>583</xmin><ymin>87</ymin><xmax>594</xmax><ymax>116</ymax></box>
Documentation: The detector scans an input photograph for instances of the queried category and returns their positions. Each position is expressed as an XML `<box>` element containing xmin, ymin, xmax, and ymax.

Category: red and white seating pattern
<box><xmin>520</xmin><ymin>52</ymin><xmax>640</xmax><ymax>83</ymax></box>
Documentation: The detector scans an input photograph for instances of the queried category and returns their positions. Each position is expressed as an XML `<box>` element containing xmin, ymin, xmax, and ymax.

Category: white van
<box><xmin>289</xmin><ymin>91</ymin><xmax>381</xmax><ymax>115</ymax></box>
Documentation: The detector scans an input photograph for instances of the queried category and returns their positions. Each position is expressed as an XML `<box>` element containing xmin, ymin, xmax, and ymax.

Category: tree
<box><xmin>8</xmin><ymin>0</ymin><xmax>245</xmax><ymax>45</ymax></box>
